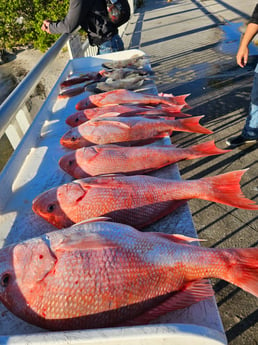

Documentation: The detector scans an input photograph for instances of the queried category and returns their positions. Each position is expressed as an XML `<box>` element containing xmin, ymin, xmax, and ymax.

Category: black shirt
<box><xmin>49</xmin><ymin>0</ymin><xmax>118</xmax><ymax>46</ymax></box>
<box><xmin>250</xmin><ymin>4</ymin><xmax>258</xmax><ymax>24</ymax></box>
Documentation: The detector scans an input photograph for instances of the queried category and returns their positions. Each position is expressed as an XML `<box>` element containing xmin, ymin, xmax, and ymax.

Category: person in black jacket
<box><xmin>226</xmin><ymin>4</ymin><xmax>258</xmax><ymax>147</ymax></box>
<box><xmin>41</xmin><ymin>0</ymin><xmax>125</xmax><ymax>55</ymax></box>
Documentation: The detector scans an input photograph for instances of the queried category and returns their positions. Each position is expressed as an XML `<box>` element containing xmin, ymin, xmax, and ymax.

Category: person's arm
<box><xmin>237</xmin><ymin>23</ymin><xmax>258</xmax><ymax>67</ymax></box>
<box><xmin>42</xmin><ymin>0</ymin><xmax>83</xmax><ymax>35</ymax></box>
<box><xmin>236</xmin><ymin>5</ymin><xmax>258</xmax><ymax>68</ymax></box>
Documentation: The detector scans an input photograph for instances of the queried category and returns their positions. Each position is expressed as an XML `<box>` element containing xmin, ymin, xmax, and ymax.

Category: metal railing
<box><xmin>0</xmin><ymin>34</ymin><xmax>70</xmax><ymax>149</ymax></box>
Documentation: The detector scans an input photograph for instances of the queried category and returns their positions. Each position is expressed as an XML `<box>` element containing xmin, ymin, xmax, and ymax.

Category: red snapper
<box><xmin>0</xmin><ymin>219</ymin><xmax>257</xmax><ymax>330</ymax></box>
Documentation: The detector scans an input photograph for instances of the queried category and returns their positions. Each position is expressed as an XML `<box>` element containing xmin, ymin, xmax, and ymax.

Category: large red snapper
<box><xmin>75</xmin><ymin>89</ymin><xmax>189</xmax><ymax>110</ymax></box>
<box><xmin>59</xmin><ymin>141</ymin><xmax>230</xmax><ymax>179</ymax></box>
<box><xmin>0</xmin><ymin>219</ymin><xmax>257</xmax><ymax>330</ymax></box>
<box><xmin>32</xmin><ymin>171</ymin><xmax>258</xmax><ymax>229</ymax></box>
<box><xmin>66</xmin><ymin>104</ymin><xmax>189</xmax><ymax>127</ymax></box>
<box><xmin>60</xmin><ymin>115</ymin><xmax>212</xmax><ymax>150</ymax></box>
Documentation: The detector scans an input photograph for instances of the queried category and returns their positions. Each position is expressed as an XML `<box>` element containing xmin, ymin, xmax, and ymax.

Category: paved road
<box><xmin>124</xmin><ymin>1</ymin><xmax>258</xmax><ymax>344</ymax></box>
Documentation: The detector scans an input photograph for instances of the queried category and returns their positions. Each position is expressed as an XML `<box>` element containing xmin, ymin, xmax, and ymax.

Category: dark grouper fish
<box><xmin>32</xmin><ymin>170</ymin><xmax>258</xmax><ymax>229</ymax></box>
<box><xmin>0</xmin><ymin>219</ymin><xmax>257</xmax><ymax>331</ymax></box>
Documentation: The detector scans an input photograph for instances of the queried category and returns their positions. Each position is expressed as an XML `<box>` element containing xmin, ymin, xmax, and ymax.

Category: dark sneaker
<box><xmin>225</xmin><ymin>135</ymin><xmax>258</xmax><ymax>148</ymax></box>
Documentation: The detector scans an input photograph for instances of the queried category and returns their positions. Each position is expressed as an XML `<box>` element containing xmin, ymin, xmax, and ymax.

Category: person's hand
<box><xmin>236</xmin><ymin>46</ymin><xmax>249</xmax><ymax>68</ymax></box>
<box><xmin>41</xmin><ymin>20</ymin><xmax>51</xmax><ymax>34</ymax></box>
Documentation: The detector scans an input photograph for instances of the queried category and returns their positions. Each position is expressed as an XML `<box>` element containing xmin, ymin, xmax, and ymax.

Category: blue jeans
<box><xmin>98</xmin><ymin>34</ymin><xmax>124</xmax><ymax>55</ymax></box>
<box><xmin>242</xmin><ymin>62</ymin><xmax>258</xmax><ymax>139</ymax></box>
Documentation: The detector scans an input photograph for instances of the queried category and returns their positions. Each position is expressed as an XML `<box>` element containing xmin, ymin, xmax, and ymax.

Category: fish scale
<box><xmin>0</xmin><ymin>220</ymin><xmax>257</xmax><ymax>331</ymax></box>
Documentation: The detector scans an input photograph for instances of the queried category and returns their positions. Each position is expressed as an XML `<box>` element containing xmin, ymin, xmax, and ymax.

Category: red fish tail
<box><xmin>159</xmin><ymin>104</ymin><xmax>186</xmax><ymax>113</ymax></box>
<box><xmin>173</xmin><ymin>116</ymin><xmax>213</xmax><ymax>134</ymax></box>
<box><xmin>219</xmin><ymin>248</ymin><xmax>258</xmax><ymax>297</ymax></box>
<box><xmin>199</xmin><ymin>170</ymin><xmax>258</xmax><ymax>210</ymax></box>
<box><xmin>187</xmin><ymin>140</ymin><xmax>231</xmax><ymax>158</ymax></box>
<box><xmin>172</xmin><ymin>94</ymin><xmax>190</xmax><ymax>106</ymax></box>
<box><xmin>158</xmin><ymin>93</ymin><xmax>190</xmax><ymax>106</ymax></box>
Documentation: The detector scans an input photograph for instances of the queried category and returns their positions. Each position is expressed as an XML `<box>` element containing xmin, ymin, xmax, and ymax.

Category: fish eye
<box><xmin>1</xmin><ymin>273</ymin><xmax>10</xmax><ymax>287</ymax></box>
<box><xmin>47</xmin><ymin>204</ymin><xmax>56</xmax><ymax>213</ymax></box>
<box><xmin>71</xmin><ymin>136</ymin><xmax>77</xmax><ymax>142</ymax></box>
<box><xmin>75</xmin><ymin>118</ymin><xmax>79</xmax><ymax>123</ymax></box>
<box><xmin>68</xmin><ymin>160</ymin><xmax>74</xmax><ymax>166</ymax></box>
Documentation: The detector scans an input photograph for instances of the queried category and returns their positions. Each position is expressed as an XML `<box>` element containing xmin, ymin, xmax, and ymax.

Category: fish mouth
<box><xmin>60</xmin><ymin>135</ymin><xmax>95</xmax><ymax>150</ymax></box>
<box><xmin>76</xmin><ymin>99</ymin><xmax>94</xmax><ymax>111</ymax></box>
<box><xmin>59</xmin><ymin>155</ymin><xmax>89</xmax><ymax>179</ymax></box>
<box><xmin>65</xmin><ymin>117</ymin><xmax>77</xmax><ymax>127</ymax></box>
<box><xmin>66</xmin><ymin>117</ymin><xmax>84</xmax><ymax>127</ymax></box>
<box><xmin>58</xmin><ymin>155</ymin><xmax>79</xmax><ymax>177</ymax></box>
<box><xmin>66</xmin><ymin>111</ymin><xmax>88</xmax><ymax>127</ymax></box>
<box><xmin>58</xmin><ymin>156</ymin><xmax>69</xmax><ymax>174</ymax></box>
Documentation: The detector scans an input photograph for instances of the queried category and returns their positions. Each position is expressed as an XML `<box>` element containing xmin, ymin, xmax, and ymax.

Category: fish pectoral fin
<box><xmin>123</xmin><ymin>279</ymin><xmax>214</xmax><ymax>325</ymax></box>
<box><xmin>55</xmin><ymin>231</ymin><xmax>118</xmax><ymax>252</ymax></box>
<box><xmin>151</xmin><ymin>232</ymin><xmax>206</xmax><ymax>244</ymax></box>
<box><xmin>89</xmin><ymin>145</ymin><xmax>121</xmax><ymax>157</ymax></box>
<box><xmin>98</xmin><ymin>120</ymin><xmax>132</xmax><ymax>129</ymax></box>
<box><xmin>71</xmin><ymin>217</ymin><xmax>111</xmax><ymax>226</ymax></box>
<box><xmin>98</xmin><ymin>112</ymin><xmax>121</xmax><ymax>118</ymax></box>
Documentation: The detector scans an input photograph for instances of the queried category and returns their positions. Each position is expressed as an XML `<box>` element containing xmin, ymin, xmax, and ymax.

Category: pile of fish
<box><xmin>58</xmin><ymin>54</ymin><xmax>152</xmax><ymax>98</ymax></box>
<box><xmin>0</xmin><ymin>53</ymin><xmax>257</xmax><ymax>332</ymax></box>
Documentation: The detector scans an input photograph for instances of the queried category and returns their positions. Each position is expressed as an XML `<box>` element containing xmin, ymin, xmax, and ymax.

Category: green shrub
<box><xmin>0</xmin><ymin>0</ymin><xmax>69</xmax><ymax>52</ymax></box>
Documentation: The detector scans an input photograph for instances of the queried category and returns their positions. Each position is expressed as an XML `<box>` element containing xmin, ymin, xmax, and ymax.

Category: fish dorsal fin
<box><xmin>152</xmin><ymin>232</ymin><xmax>205</xmax><ymax>244</ymax></box>
<box><xmin>56</xmin><ymin>229</ymin><xmax>118</xmax><ymax>252</ymax></box>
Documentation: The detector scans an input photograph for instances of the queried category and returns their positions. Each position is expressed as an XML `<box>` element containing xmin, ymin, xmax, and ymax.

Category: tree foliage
<box><xmin>0</xmin><ymin>0</ymin><xmax>69</xmax><ymax>52</ymax></box>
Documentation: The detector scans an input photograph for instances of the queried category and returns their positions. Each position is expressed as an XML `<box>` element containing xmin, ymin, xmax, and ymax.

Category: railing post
<box><xmin>0</xmin><ymin>33</ymin><xmax>69</xmax><ymax>142</ymax></box>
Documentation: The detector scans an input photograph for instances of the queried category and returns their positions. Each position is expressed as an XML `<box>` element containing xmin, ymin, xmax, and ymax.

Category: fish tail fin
<box><xmin>187</xmin><ymin>140</ymin><xmax>231</xmax><ymax>158</ymax></box>
<box><xmin>159</xmin><ymin>93</ymin><xmax>190</xmax><ymax>106</ymax></box>
<box><xmin>172</xmin><ymin>93</ymin><xmax>191</xmax><ymax>106</ymax></box>
<box><xmin>160</xmin><ymin>104</ymin><xmax>187</xmax><ymax>113</ymax></box>
<box><xmin>200</xmin><ymin>169</ymin><xmax>258</xmax><ymax>210</ymax></box>
<box><xmin>221</xmin><ymin>248</ymin><xmax>258</xmax><ymax>297</ymax></box>
<box><xmin>173</xmin><ymin>116</ymin><xmax>213</xmax><ymax>134</ymax></box>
